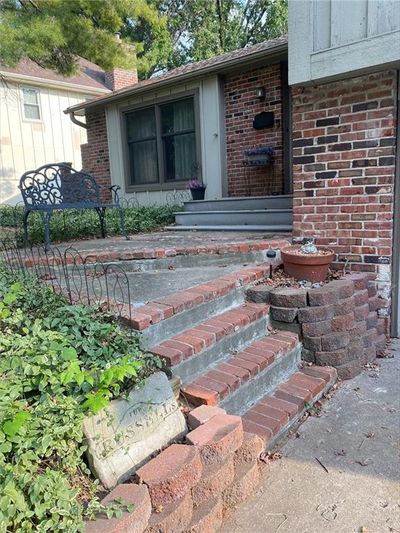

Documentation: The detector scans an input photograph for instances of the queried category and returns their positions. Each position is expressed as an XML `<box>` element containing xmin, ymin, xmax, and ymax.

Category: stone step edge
<box><xmin>67</xmin><ymin>238</ymin><xmax>289</xmax><ymax>265</ymax></box>
<box><xmin>148</xmin><ymin>302</ymin><xmax>270</xmax><ymax>367</ymax></box>
<box><xmin>119</xmin><ymin>262</ymin><xmax>273</xmax><ymax>331</ymax></box>
<box><xmin>241</xmin><ymin>365</ymin><xmax>337</xmax><ymax>450</ymax></box>
<box><xmin>181</xmin><ymin>330</ymin><xmax>300</xmax><ymax>407</ymax></box>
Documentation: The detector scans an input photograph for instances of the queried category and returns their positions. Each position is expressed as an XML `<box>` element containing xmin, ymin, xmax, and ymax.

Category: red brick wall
<box><xmin>292</xmin><ymin>70</ymin><xmax>397</xmax><ymax>281</ymax></box>
<box><xmin>105</xmin><ymin>68</ymin><xmax>138</xmax><ymax>91</ymax></box>
<box><xmin>81</xmin><ymin>108</ymin><xmax>111</xmax><ymax>200</ymax></box>
<box><xmin>224</xmin><ymin>63</ymin><xmax>285</xmax><ymax>197</ymax></box>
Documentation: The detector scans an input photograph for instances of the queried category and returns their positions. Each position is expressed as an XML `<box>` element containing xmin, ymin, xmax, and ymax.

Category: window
<box><xmin>22</xmin><ymin>87</ymin><xmax>41</xmax><ymax>120</ymax></box>
<box><xmin>125</xmin><ymin>96</ymin><xmax>198</xmax><ymax>188</ymax></box>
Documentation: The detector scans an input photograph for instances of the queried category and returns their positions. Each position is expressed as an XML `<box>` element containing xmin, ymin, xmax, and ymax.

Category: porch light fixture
<box><xmin>255</xmin><ymin>87</ymin><xmax>265</xmax><ymax>100</ymax></box>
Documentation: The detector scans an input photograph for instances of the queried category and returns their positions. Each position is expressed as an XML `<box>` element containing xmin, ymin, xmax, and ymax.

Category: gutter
<box><xmin>64</xmin><ymin>41</ymin><xmax>288</xmax><ymax>114</ymax></box>
<box><xmin>68</xmin><ymin>110</ymin><xmax>87</xmax><ymax>129</ymax></box>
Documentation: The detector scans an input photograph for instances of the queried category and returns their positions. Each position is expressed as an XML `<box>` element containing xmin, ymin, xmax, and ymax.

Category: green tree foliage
<box><xmin>152</xmin><ymin>0</ymin><xmax>288</xmax><ymax>71</ymax></box>
<box><xmin>0</xmin><ymin>0</ymin><xmax>287</xmax><ymax>78</ymax></box>
<box><xmin>0</xmin><ymin>0</ymin><xmax>171</xmax><ymax>78</ymax></box>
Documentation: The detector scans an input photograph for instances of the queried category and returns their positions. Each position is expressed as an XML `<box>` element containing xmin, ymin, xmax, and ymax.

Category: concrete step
<box><xmin>121</xmin><ymin>263</ymin><xmax>271</xmax><ymax>348</ymax></box>
<box><xmin>148</xmin><ymin>303</ymin><xmax>270</xmax><ymax>384</ymax></box>
<box><xmin>173</xmin><ymin>209</ymin><xmax>293</xmax><ymax>228</ymax></box>
<box><xmin>165</xmin><ymin>224</ymin><xmax>293</xmax><ymax>232</ymax></box>
<box><xmin>183</xmin><ymin>195</ymin><xmax>293</xmax><ymax>212</ymax></box>
<box><xmin>241</xmin><ymin>366</ymin><xmax>337</xmax><ymax>449</ymax></box>
<box><xmin>181</xmin><ymin>331</ymin><xmax>301</xmax><ymax>415</ymax></box>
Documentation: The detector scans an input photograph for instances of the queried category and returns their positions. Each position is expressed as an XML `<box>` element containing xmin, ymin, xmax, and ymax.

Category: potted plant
<box><xmin>281</xmin><ymin>241</ymin><xmax>335</xmax><ymax>283</ymax></box>
<box><xmin>187</xmin><ymin>179</ymin><xmax>206</xmax><ymax>201</ymax></box>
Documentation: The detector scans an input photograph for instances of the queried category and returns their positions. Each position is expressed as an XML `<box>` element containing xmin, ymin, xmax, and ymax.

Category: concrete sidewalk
<box><xmin>222</xmin><ymin>339</ymin><xmax>400</xmax><ymax>533</ymax></box>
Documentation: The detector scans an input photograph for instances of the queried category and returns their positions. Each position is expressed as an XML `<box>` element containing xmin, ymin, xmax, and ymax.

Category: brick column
<box><xmin>80</xmin><ymin>108</ymin><xmax>111</xmax><ymax>200</ymax></box>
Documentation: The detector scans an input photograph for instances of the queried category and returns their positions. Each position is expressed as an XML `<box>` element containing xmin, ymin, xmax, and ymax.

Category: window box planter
<box><xmin>243</xmin><ymin>147</ymin><xmax>274</xmax><ymax>167</ymax></box>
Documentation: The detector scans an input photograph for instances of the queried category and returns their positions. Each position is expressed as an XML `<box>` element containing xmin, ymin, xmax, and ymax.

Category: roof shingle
<box><xmin>0</xmin><ymin>57</ymin><xmax>110</xmax><ymax>92</ymax></box>
<box><xmin>66</xmin><ymin>36</ymin><xmax>288</xmax><ymax>113</ymax></box>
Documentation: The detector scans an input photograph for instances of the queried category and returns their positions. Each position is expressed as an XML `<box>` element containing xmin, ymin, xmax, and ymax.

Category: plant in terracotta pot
<box><xmin>187</xmin><ymin>179</ymin><xmax>206</xmax><ymax>201</ymax></box>
<box><xmin>281</xmin><ymin>241</ymin><xmax>335</xmax><ymax>283</ymax></box>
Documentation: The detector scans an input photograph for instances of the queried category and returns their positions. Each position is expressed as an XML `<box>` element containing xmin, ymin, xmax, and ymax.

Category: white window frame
<box><xmin>21</xmin><ymin>86</ymin><xmax>42</xmax><ymax>122</ymax></box>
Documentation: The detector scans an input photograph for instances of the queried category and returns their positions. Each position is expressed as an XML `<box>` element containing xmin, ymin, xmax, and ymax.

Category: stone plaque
<box><xmin>83</xmin><ymin>372</ymin><xmax>187</xmax><ymax>490</ymax></box>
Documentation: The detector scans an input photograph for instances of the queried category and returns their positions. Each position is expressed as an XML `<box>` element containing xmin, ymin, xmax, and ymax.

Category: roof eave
<box><xmin>64</xmin><ymin>41</ymin><xmax>288</xmax><ymax>115</ymax></box>
<box><xmin>0</xmin><ymin>70</ymin><xmax>110</xmax><ymax>95</ymax></box>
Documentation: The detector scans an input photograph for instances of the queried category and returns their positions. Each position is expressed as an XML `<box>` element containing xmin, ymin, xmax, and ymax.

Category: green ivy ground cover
<box><xmin>0</xmin><ymin>205</ymin><xmax>178</xmax><ymax>244</ymax></box>
<box><xmin>0</xmin><ymin>269</ymin><xmax>161</xmax><ymax>532</ymax></box>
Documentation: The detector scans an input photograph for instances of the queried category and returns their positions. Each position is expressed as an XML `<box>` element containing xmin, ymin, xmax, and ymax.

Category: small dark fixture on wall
<box><xmin>253</xmin><ymin>111</ymin><xmax>274</xmax><ymax>130</ymax></box>
<box><xmin>255</xmin><ymin>87</ymin><xmax>265</xmax><ymax>100</ymax></box>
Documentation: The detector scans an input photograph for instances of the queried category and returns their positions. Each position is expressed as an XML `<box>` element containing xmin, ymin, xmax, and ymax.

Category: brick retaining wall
<box><xmin>248</xmin><ymin>273</ymin><xmax>387</xmax><ymax>380</ymax></box>
<box><xmin>85</xmin><ymin>408</ymin><xmax>263</xmax><ymax>533</ymax></box>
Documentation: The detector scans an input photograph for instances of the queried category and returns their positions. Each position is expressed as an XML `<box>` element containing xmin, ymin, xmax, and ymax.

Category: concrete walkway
<box><xmin>222</xmin><ymin>339</ymin><xmax>400</xmax><ymax>533</ymax></box>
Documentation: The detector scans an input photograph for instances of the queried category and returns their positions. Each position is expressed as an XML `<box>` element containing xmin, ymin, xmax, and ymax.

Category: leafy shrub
<box><xmin>0</xmin><ymin>270</ymin><xmax>161</xmax><ymax>532</ymax></box>
<box><xmin>0</xmin><ymin>205</ymin><xmax>178</xmax><ymax>245</ymax></box>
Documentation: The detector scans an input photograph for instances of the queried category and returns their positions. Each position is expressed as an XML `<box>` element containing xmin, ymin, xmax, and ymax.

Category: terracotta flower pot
<box><xmin>281</xmin><ymin>245</ymin><xmax>335</xmax><ymax>283</ymax></box>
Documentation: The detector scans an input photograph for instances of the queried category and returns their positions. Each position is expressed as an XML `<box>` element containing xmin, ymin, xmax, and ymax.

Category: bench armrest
<box><xmin>109</xmin><ymin>185</ymin><xmax>121</xmax><ymax>204</ymax></box>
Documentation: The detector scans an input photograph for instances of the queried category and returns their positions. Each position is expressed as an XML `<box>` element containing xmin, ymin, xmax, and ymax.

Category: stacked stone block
<box><xmin>85</xmin><ymin>408</ymin><xmax>263</xmax><ymax>533</ymax></box>
<box><xmin>248</xmin><ymin>273</ymin><xmax>387</xmax><ymax>380</ymax></box>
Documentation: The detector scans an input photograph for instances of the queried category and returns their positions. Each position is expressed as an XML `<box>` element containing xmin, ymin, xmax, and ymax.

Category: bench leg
<box><xmin>95</xmin><ymin>207</ymin><xmax>107</xmax><ymax>238</ymax></box>
<box><xmin>40</xmin><ymin>211</ymin><xmax>53</xmax><ymax>251</ymax></box>
<box><xmin>117</xmin><ymin>206</ymin><xmax>129</xmax><ymax>240</ymax></box>
<box><xmin>22</xmin><ymin>210</ymin><xmax>31</xmax><ymax>247</ymax></box>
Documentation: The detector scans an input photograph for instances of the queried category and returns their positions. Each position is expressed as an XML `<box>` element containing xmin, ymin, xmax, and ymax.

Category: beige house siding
<box><xmin>289</xmin><ymin>0</ymin><xmax>400</xmax><ymax>85</ymax></box>
<box><xmin>106</xmin><ymin>75</ymin><xmax>225</xmax><ymax>205</ymax></box>
<box><xmin>0</xmin><ymin>80</ymin><xmax>91</xmax><ymax>203</ymax></box>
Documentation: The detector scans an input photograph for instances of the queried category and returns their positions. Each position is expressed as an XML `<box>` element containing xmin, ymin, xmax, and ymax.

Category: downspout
<box><xmin>68</xmin><ymin>110</ymin><xmax>87</xmax><ymax>129</ymax></box>
<box><xmin>391</xmin><ymin>69</ymin><xmax>400</xmax><ymax>337</ymax></box>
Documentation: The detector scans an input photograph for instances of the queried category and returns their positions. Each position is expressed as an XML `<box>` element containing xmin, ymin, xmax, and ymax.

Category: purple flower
<box><xmin>244</xmin><ymin>146</ymin><xmax>275</xmax><ymax>157</ymax></box>
<box><xmin>186</xmin><ymin>179</ymin><xmax>206</xmax><ymax>189</ymax></box>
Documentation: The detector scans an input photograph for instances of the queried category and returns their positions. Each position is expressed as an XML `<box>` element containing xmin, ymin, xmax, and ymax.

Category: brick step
<box><xmin>181</xmin><ymin>331</ymin><xmax>301</xmax><ymax>414</ymax></box>
<box><xmin>241</xmin><ymin>365</ymin><xmax>337</xmax><ymax>449</ymax></box>
<box><xmin>122</xmin><ymin>263</ymin><xmax>271</xmax><ymax>348</ymax></box>
<box><xmin>148</xmin><ymin>303</ymin><xmax>270</xmax><ymax>384</ymax></box>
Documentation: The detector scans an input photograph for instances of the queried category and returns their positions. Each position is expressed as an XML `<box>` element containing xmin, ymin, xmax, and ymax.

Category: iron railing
<box><xmin>0</xmin><ymin>239</ymin><xmax>132</xmax><ymax>323</ymax></box>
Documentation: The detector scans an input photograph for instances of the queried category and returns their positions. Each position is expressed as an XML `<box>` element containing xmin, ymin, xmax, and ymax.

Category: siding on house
<box><xmin>92</xmin><ymin>76</ymin><xmax>225</xmax><ymax>205</ymax></box>
<box><xmin>289</xmin><ymin>0</ymin><xmax>400</xmax><ymax>85</ymax></box>
<box><xmin>0</xmin><ymin>80</ymin><xmax>90</xmax><ymax>203</ymax></box>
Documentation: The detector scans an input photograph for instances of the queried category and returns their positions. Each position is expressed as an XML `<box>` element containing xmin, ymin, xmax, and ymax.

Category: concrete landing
<box><xmin>51</xmin><ymin>230</ymin><xmax>290</xmax><ymax>255</ymax></box>
<box><xmin>221</xmin><ymin>339</ymin><xmax>400</xmax><ymax>533</ymax></box>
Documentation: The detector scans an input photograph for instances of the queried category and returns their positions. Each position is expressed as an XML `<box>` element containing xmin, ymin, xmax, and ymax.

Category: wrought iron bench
<box><xmin>19</xmin><ymin>163</ymin><xmax>129</xmax><ymax>249</ymax></box>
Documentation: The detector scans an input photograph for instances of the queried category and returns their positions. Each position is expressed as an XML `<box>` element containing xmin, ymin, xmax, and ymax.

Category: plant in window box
<box><xmin>187</xmin><ymin>179</ymin><xmax>206</xmax><ymax>200</ymax></box>
<box><xmin>243</xmin><ymin>146</ymin><xmax>275</xmax><ymax>166</ymax></box>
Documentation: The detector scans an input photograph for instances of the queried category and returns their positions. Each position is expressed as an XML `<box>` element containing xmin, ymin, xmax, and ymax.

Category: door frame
<box><xmin>281</xmin><ymin>61</ymin><xmax>292</xmax><ymax>195</ymax></box>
